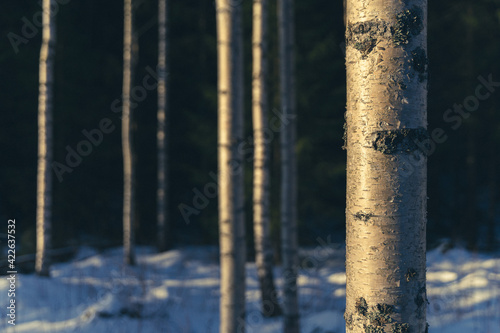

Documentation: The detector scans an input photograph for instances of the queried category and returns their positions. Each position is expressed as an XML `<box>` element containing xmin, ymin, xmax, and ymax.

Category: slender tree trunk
<box><xmin>487</xmin><ymin>138</ymin><xmax>496</xmax><ymax>250</ymax></box>
<box><xmin>487</xmin><ymin>98</ymin><xmax>497</xmax><ymax>251</ymax></box>
<box><xmin>252</xmin><ymin>0</ymin><xmax>282</xmax><ymax>318</ymax></box>
<box><xmin>157</xmin><ymin>0</ymin><xmax>169</xmax><ymax>252</ymax></box>
<box><xmin>344</xmin><ymin>1</ymin><xmax>428</xmax><ymax>332</ymax></box>
<box><xmin>36</xmin><ymin>0</ymin><xmax>56</xmax><ymax>277</ymax></box>
<box><xmin>278</xmin><ymin>0</ymin><xmax>299</xmax><ymax>331</ymax></box>
<box><xmin>215</xmin><ymin>1</ymin><xmax>246</xmax><ymax>332</ymax></box>
<box><xmin>123</xmin><ymin>0</ymin><xmax>136</xmax><ymax>266</ymax></box>
<box><xmin>464</xmin><ymin>129</ymin><xmax>477</xmax><ymax>250</ymax></box>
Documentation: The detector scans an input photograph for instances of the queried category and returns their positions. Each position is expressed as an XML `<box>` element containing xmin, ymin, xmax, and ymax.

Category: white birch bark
<box><xmin>123</xmin><ymin>0</ymin><xmax>136</xmax><ymax>266</ymax></box>
<box><xmin>344</xmin><ymin>1</ymin><xmax>428</xmax><ymax>332</ymax></box>
<box><xmin>157</xmin><ymin>0</ymin><xmax>169</xmax><ymax>252</ymax></box>
<box><xmin>215</xmin><ymin>1</ymin><xmax>246</xmax><ymax>332</ymax></box>
<box><xmin>252</xmin><ymin>0</ymin><xmax>282</xmax><ymax>318</ymax></box>
<box><xmin>36</xmin><ymin>0</ymin><xmax>56</xmax><ymax>277</ymax></box>
<box><xmin>278</xmin><ymin>0</ymin><xmax>299</xmax><ymax>331</ymax></box>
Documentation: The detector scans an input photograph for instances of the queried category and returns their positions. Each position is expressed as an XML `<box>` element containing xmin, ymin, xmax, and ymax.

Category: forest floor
<box><xmin>0</xmin><ymin>242</ymin><xmax>499</xmax><ymax>332</ymax></box>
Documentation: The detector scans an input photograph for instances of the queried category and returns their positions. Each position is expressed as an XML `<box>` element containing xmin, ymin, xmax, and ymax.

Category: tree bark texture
<box><xmin>278</xmin><ymin>0</ymin><xmax>299</xmax><ymax>331</ymax></box>
<box><xmin>215</xmin><ymin>1</ymin><xmax>246</xmax><ymax>332</ymax></box>
<box><xmin>123</xmin><ymin>0</ymin><xmax>136</xmax><ymax>266</ymax></box>
<box><xmin>344</xmin><ymin>1</ymin><xmax>428</xmax><ymax>332</ymax></box>
<box><xmin>252</xmin><ymin>0</ymin><xmax>282</xmax><ymax>318</ymax></box>
<box><xmin>36</xmin><ymin>0</ymin><xmax>56</xmax><ymax>277</ymax></box>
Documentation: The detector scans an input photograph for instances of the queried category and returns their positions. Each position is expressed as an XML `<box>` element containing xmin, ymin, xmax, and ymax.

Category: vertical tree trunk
<box><xmin>123</xmin><ymin>0</ymin><xmax>136</xmax><ymax>266</ymax></box>
<box><xmin>487</xmin><ymin>138</ymin><xmax>496</xmax><ymax>250</ymax></box>
<box><xmin>463</xmin><ymin>17</ymin><xmax>478</xmax><ymax>251</ymax></box>
<box><xmin>36</xmin><ymin>0</ymin><xmax>56</xmax><ymax>277</ymax></box>
<box><xmin>487</xmin><ymin>99</ymin><xmax>497</xmax><ymax>251</ymax></box>
<box><xmin>278</xmin><ymin>0</ymin><xmax>299</xmax><ymax>331</ymax></box>
<box><xmin>215</xmin><ymin>1</ymin><xmax>246</xmax><ymax>332</ymax></box>
<box><xmin>157</xmin><ymin>0</ymin><xmax>169</xmax><ymax>252</ymax></box>
<box><xmin>344</xmin><ymin>1</ymin><xmax>428</xmax><ymax>332</ymax></box>
<box><xmin>464</xmin><ymin>129</ymin><xmax>477</xmax><ymax>250</ymax></box>
<box><xmin>252</xmin><ymin>0</ymin><xmax>282</xmax><ymax>318</ymax></box>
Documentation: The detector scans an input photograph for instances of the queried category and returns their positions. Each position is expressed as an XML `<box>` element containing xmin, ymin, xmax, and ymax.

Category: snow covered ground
<box><xmin>1</xmin><ymin>242</ymin><xmax>499</xmax><ymax>333</ymax></box>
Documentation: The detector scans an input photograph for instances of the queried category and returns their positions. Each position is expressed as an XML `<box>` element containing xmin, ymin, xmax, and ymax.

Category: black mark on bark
<box><xmin>344</xmin><ymin>311</ymin><xmax>354</xmax><ymax>330</ymax></box>
<box><xmin>346</xmin><ymin>20</ymin><xmax>388</xmax><ymax>58</ymax></box>
<box><xmin>367</xmin><ymin>304</ymin><xmax>395</xmax><ymax>326</ymax></box>
<box><xmin>371</xmin><ymin>127</ymin><xmax>429</xmax><ymax>154</ymax></box>
<box><xmin>364</xmin><ymin>324</ymin><xmax>385</xmax><ymax>333</ymax></box>
<box><xmin>405</xmin><ymin>267</ymin><xmax>417</xmax><ymax>282</ymax></box>
<box><xmin>342</xmin><ymin>120</ymin><xmax>348</xmax><ymax>150</ymax></box>
<box><xmin>392</xmin><ymin>323</ymin><xmax>410</xmax><ymax>333</ymax></box>
<box><xmin>354</xmin><ymin>211</ymin><xmax>373</xmax><ymax>222</ymax></box>
<box><xmin>356</xmin><ymin>297</ymin><xmax>369</xmax><ymax>316</ymax></box>
<box><xmin>392</xmin><ymin>6</ymin><xmax>423</xmax><ymax>45</ymax></box>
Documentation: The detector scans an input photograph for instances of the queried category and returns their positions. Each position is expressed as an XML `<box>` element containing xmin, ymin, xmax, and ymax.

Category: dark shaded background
<box><xmin>1</xmin><ymin>0</ymin><xmax>499</xmax><ymax>260</ymax></box>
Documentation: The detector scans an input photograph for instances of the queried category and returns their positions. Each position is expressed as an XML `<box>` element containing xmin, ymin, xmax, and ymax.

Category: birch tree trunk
<box><xmin>157</xmin><ymin>0</ymin><xmax>169</xmax><ymax>252</ymax></box>
<box><xmin>123</xmin><ymin>0</ymin><xmax>136</xmax><ymax>266</ymax></box>
<box><xmin>215</xmin><ymin>1</ymin><xmax>246</xmax><ymax>332</ymax></box>
<box><xmin>278</xmin><ymin>0</ymin><xmax>299</xmax><ymax>331</ymax></box>
<box><xmin>252</xmin><ymin>0</ymin><xmax>282</xmax><ymax>318</ymax></box>
<box><xmin>344</xmin><ymin>1</ymin><xmax>428</xmax><ymax>332</ymax></box>
<box><xmin>36</xmin><ymin>0</ymin><xmax>56</xmax><ymax>277</ymax></box>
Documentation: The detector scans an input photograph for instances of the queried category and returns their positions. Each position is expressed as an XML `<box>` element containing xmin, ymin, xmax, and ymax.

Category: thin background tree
<box><xmin>252</xmin><ymin>0</ymin><xmax>282</xmax><ymax>318</ymax></box>
<box><xmin>157</xmin><ymin>0</ymin><xmax>169</xmax><ymax>252</ymax></box>
<box><xmin>278</xmin><ymin>0</ymin><xmax>299</xmax><ymax>330</ymax></box>
<box><xmin>123</xmin><ymin>0</ymin><xmax>136</xmax><ymax>265</ymax></box>
<box><xmin>36</xmin><ymin>0</ymin><xmax>56</xmax><ymax>277</ymax></box>
<box><xmin>215</xmin><ymin>0</ymin><xmax>246</xmax><ymax>332</ymax></box>
<box><xmin>344</xmin><ymin>0</ymin><xmax>428</xmax><ymax>332</ymax></box>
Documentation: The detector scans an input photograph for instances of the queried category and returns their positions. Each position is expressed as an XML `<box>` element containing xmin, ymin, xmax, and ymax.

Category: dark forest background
<box><xmin>1</xmin><ymin>0</ymin><xmax>500</xmax><ymax>259</ymax></box>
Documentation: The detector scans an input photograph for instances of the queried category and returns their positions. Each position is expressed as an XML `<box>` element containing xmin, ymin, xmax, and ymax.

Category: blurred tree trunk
<box><xmin>216</xmin><ymin>1</ymin><xmax>246</xmax><ymax>332</ymax></box>
<box><xmin>157</xmin><ymin>0</ymin><xmax>169</xmax><ymax>252</ymax></box>
<box><xmin>36</xmin><ymin>0</ymin><xmax>56</xmax><ymax>277</ymax></box>
<box><xmin>123</xmin><ymin>0</ymin><xmax>136</xmax><ymax>266</ymax></box>
<box><xmin>487</xmin><ymin>99</ymin><xmax>497</xmax><ymax>251</ymax></box>
<box><xmin>464</xmin><ymin>129</ymin><xmax>477</xmax><ymax>250</ymax></box>
<box><xmin>278</xmin><ymin>0</ymin><xmax>299</xmax><ymax>331</ymax></box>
<box><xmin>344</xmin><ymin>1</ymin><xmax>428</xmax><ymax>332</ymax></box>
<box><xmin>461</xmin><ymin>13</ymin><xmax>478</xmax><ymax>250</ymax></box>
<box><xmin>252</xmin><ymin>0</ymin><xmax>282</xmax><ymax>318</ymax></box>
<box><xmin>487</xmin><ymin>137</ymin><xmax>497</xmax><ymax>250</ymax></box>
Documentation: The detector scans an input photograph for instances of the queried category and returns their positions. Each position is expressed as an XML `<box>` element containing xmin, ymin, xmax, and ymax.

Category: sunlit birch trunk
<box><xmin>215</xmin><ymin>0</ymin><xmax>246</xmax><ymax>332</ymax></box>
<box><xmin>36</xmin><ymin>0</ymin><xmax>56</xmax><ymax>277</ymax></box>
<box><xmin>344</xmin><ymin>1</ymin><xmax>428</xmax><ymax>332</ymax></box>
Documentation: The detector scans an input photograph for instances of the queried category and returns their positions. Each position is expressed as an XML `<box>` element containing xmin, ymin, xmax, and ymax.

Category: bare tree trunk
<box><xmin>252</xmin><ymin>0</ymin><xmax>282</xmax><ymax>318</ymax></box>
<box><xmin>278</xmin><ymin>0</ymin><xmax>299</xmax><ymax>331</ymax></box>
<box><xmin>157</xmin><ymin>0</ymin><xmax>169</xmax><ymax>252</ymax></box>
<box><xmin>215</xmin><ymin>1</ymin><xmax>246</xmax><ymax>332</ymax></box>
<box><xmin>36</xmin><ymin>0</ymin><xmax>56</xmax><ymax>277</ymax></box>
<box><xmin>487</xmin><ymin>97</ymin><xmax>497</xmax><ymax>251</ymax></box>
<box><xmin>123</xmin><ymin>0</ymin><xmax>136</xmax><ymax>266</ymax></box>
<box><xmin>487</xmin><ymin>137</ymin><xmax>497</xmax><ymax>250</ymax></box>
<box><xmin>344</xmin><ymin>1</ymin><xmax>428</xmax><ymax>332</ymax></box>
